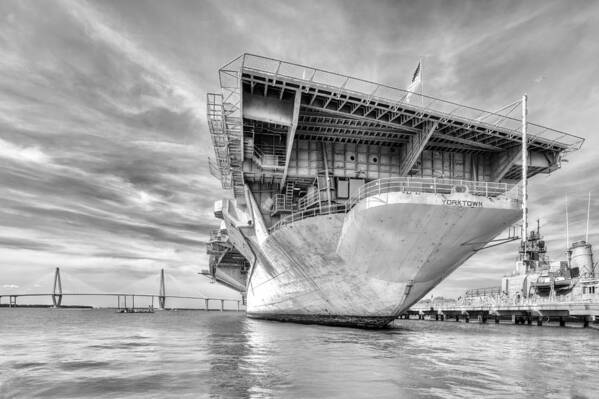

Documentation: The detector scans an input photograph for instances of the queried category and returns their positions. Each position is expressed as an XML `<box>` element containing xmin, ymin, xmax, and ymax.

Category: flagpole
<box><xmin>420</xmin><ymin>57</ymin><xmax>424</xmax><ymax>106</ymax></box>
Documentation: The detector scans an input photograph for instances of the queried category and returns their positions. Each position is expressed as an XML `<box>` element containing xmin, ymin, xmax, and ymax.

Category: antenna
<box><xmin>586</xmin><ymin>192</ymin><xmax>591</xmax><ymax>242</ymax></box>
<box><xmin>521</xmin><ymin>94</ymin><xmax>528</xmax><ymax>247</ymax></box>
<box><xmin>420</xmin><ymin>57</ymin><xmax>424</xmax><ymax>106</ymax></box>
<box><xmin>565</xmin><ymin>194</ymin><xmax>569</xmax><ymax>250</ymax></box>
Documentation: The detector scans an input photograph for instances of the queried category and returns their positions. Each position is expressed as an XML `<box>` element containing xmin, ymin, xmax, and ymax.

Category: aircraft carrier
<box><xmin>202</xmin><ymin>54</ymin><xmax>583</xmax><ymax>328</ymax></box>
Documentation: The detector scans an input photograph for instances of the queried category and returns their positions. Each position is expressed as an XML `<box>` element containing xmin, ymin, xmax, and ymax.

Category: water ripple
<box><xmin>1</xmin><ymin>309</ymin><xmax>598</xmax><ymax>398</ymax></box>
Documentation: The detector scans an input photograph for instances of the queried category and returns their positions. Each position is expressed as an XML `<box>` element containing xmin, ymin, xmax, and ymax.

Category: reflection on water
<box><xmin>0</xmin><ymin>309</ymin><xmax>598</xmax><ymax>398</ymax></box>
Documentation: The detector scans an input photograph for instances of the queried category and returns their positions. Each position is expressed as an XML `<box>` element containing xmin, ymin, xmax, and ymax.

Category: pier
<box><xmin>0</xmin><ymin>267</ymin><xmax>245</xmax><ymax>312</ymax></box>
<box><xmin>406</xmin><ymin>294</ymin><xmax>599</xmax><ymax>327</ymax></box>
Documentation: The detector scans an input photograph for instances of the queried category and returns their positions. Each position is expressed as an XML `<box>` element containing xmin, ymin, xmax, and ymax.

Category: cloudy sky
<box><xmin>1</xmin><ymin>0</ymin><xmax>598</xmax><ymax>302</ymax></box>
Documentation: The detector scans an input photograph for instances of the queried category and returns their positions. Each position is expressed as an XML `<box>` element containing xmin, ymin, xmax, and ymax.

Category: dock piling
<box><xmin>406</xmin><ymin>299</ymin><xmax>598</xmax><ymax>328</ymax></box>
<box><xmin>559</xmin><ymin>317</ymin><xmax>566</xmax><ymax>327</ymax></box>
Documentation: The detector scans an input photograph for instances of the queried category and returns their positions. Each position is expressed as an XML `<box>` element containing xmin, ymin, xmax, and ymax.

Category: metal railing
<box><xmin>253</xmin><ymin>144</ymin><xmax>286</xmax><ymax>171</ymax></box>
<box><xmin>297</xmin><ymin>189</ymin><xmax>321</xmax><ymax>210</ymax></box>
<box><xmin>207</xmin><ymin>93</ymin><xmax>233</xmax><ymax>189</ymax></box>
<box><xmin>268</xmin><ymin>177</ymin><xmax>519</xmax><ymax>232</ymax></box>
<box><xmin>458</xmin><ymin>291</ymin><xmax>599</xmax><ymax>308</ymax></box>
<box><xmin>465</xmin><ymin>287</ymin><xmax>502</xmax><ymax>298</ymax></box>
<box><xmin>412</xmin><ymin>289</ymin><xmax>599</xmax><ymax>312</ymax></box>
<box><xmin>272</xmin><ymin>189</ymin><xmax>327</xmax><ymax>215</ymax></box>
<box><xmin>269</xmin><ymin>204</ymin><xmax>347</xmax><ymax>232</ymax></box>
<box><xmin>209</xmin><ymin>230</ymin><xmax>228</xmax><ymax>243</ymax></box>
<box><xmin>271</xmin><ymin>194</ymin><xmax>294</xmax><ymax>214</ymax></box>
<box><xmin>346</xmin><ymin>177</ymin><xmax>521</xmax><ymax>211</ymax></box>
<box><xmin>220</xmin><ymin>54</ymin><xmax>584</xmax><ymax>152</ymax></box>
<box><xmin>411</xmin><ymin>299</ymin><xmax>458</xmax><ymax>311</ymax></box>
<box><xmin>217</xmin><ymin>59</ymin><xmax>245</xmax><ymax>199</ymax></box>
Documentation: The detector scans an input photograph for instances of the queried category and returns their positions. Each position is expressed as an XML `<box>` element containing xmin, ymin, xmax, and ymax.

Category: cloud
<box><xmin>0</xmin><ymin>237</ymin><xmax>62</xmax><ymax>252</ymax></box>
<box><xmin>2</xmin><ymin>284</ymin><xmax>19</xmax><ymax>289</ymax></box>
<box><xmin>0</xmin><ymin>138</ymin><xmax>50</xmax><ymax>164</ymax></box>
<box><xmin>0</xmin><ymin>0</ymin><xmax>226</xmax><ymax>297</ymax></box>
<box><xmin>60</xmin><ymin>0</ymin><xmax>207</xmax><ymax>123</ymax></box>
<box><xmin>1</xmin><ymin>0</ymin><xmax>598</xmax><ymax>300</ymax></box>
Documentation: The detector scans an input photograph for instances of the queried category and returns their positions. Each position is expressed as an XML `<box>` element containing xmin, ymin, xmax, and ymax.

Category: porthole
<box><xmin>372</xmin><ymin>157</ymin><xmax>378</xmax><ymax>163</ymax></box>
<box><xmin>350</xmin><ymin>155</ymin><xmax>355</xmax><ymax>161</ymax></box>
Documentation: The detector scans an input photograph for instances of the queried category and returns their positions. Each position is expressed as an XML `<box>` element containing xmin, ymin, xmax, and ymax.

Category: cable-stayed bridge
<box><xmin>0</xmin><ymin>268</ymin><xmax>244</xmax><ymax>312</ymax></box>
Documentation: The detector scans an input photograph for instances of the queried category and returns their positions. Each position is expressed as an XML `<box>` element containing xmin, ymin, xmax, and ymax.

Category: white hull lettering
<box><xmin>442</xmin><ymin>199</ymin><xmax>483</xmax><ymax>208</ymax></box>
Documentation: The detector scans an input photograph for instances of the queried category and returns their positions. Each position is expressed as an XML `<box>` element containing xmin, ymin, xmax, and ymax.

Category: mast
<box><xmin>566</xmin><ymin>194</ymin><xmax>570</xmax><ymax>250</ymax></box>
<box><xmin>586</xmin><ymin>192</ymin><xmax>591</xmax><ymax>242</ymax></box>
<box><xmin>420</xmin><ymin>57</ymin><xmax>424</xmax><ymax>106</ymax></box>
<box><xmin>521</xmin><ymin>94</ymin><xmax>528</xmax><ymax>254</ymax></box>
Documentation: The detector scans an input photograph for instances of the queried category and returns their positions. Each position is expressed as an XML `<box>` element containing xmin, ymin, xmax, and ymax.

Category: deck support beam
<box><xmin>491</xmin><ymin>146</ymin><xmax>521</xmax><ymax>182</ymax></box>
<box><xmin>399</xmin><ymin>120</ymin><xmax>439</xmax><ymax>176</ymax></box>
<box><xmin>433</xmin><ymin>132</ymin><xmax>501</xmax><ymax>151</ymax></box>
<box><xmin>280</xmin><ymin>89</ymin><xmax>302</xmax><ymax>188</ymax></box>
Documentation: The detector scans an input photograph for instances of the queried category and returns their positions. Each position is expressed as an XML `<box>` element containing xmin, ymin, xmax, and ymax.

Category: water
<box><xmin>0</xmin><ymin>309</ymin><xmax>597</xmax><ymax>398</ymax></box>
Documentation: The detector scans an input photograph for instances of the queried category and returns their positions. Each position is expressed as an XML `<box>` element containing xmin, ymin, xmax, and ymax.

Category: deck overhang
<box><xmin>209</xmin><ymin>54</ymin><xmax>584</xmax><ymax>197</ymax></box>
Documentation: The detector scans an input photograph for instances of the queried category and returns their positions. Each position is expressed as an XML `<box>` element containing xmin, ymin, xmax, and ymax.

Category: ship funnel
<box><xmin>569</xmin><ymin>241</ymin><xmax>594</xmax><ymax>278</ymax></box>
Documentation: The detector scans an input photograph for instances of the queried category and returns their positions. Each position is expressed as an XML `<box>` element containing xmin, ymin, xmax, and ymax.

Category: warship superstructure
<box><xmin>500</xmin><ymin>221</ymin><xmax>598</xmax><ymax>300</ymax></box>
<box><xmin>203</xmin><ymin>54</ymin><xmax>583</xmax><ymax>327</ymax></box>
<box><xmin>410</xmin><ymin>222</ymin><xmax>599</xmax><ymax>324</ymax></box>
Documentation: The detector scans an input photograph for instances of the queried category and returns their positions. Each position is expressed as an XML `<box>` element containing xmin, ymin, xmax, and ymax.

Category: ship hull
<box><xmin>226</xmin><ymin>191</ymin><xmax>521</xmax><ymax>328</ymax></box>
<box><xmin>246</xmin><ymin>313</ymin><xmax>395</xmax><ymax>328</ymax></box>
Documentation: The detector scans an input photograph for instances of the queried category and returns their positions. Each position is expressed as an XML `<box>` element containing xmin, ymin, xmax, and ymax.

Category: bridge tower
<box><xmin>159</xmin><ymin>268</ymin><xmax>166</xmax><ymax>309</ymax></box>
<box><xmin>52</xmin><ymin>267</ymin><xmax>63</xmax><ymax>308</ymax></box>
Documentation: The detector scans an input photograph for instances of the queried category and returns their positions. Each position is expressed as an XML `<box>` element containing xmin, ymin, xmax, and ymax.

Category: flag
<box><xmin>408</xmin><ymin>61</ymin><xmax>421</xmax><ymax>92</ymax></box>
<box><xmin>406</xmin><ymin>61</ymin><xmax>422</xmax><ymax>103</ymax></box>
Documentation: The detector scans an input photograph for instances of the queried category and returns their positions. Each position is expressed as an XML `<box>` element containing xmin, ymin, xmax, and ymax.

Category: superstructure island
<box><xmin>202</xmin><ymin>54</ymin><xmax>584</xmax><ymax>328</ymax></box>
